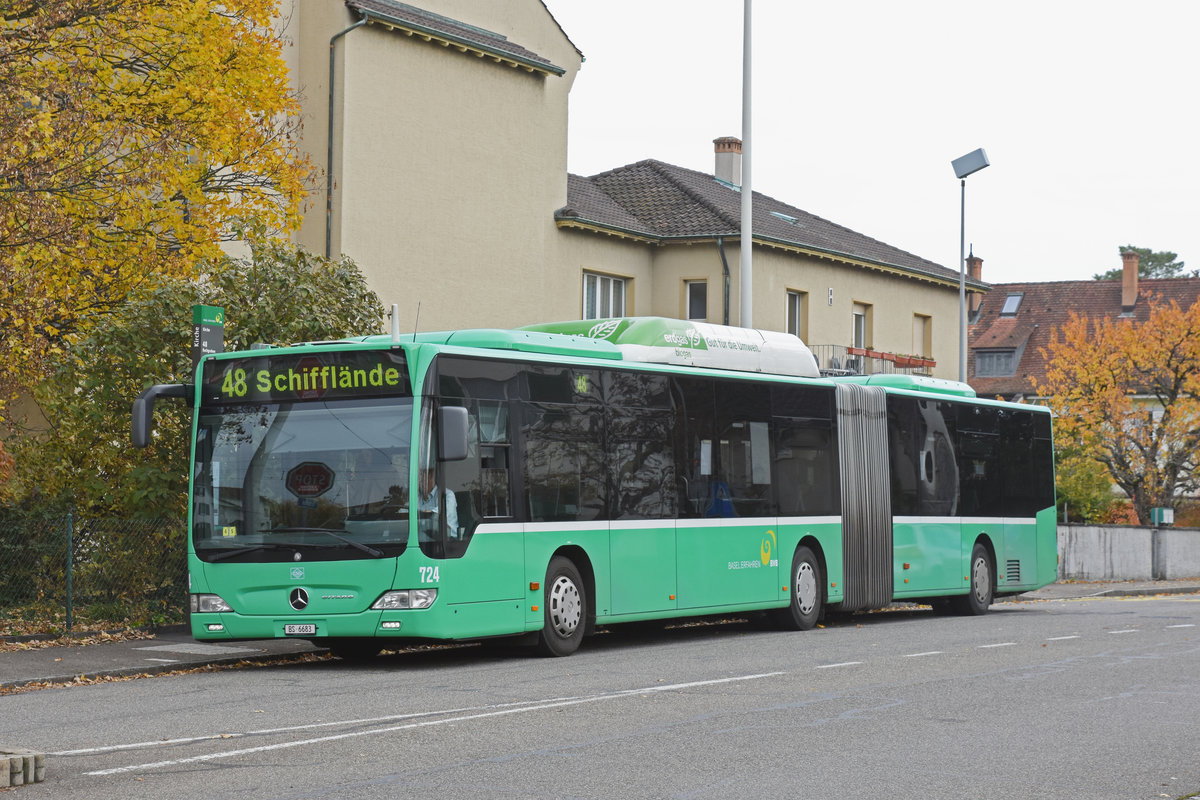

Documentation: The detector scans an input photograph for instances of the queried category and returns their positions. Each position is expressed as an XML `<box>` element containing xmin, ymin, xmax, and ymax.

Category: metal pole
<box><xmin>958</xmin><ymin>178</ymin><xmax>966</xmax><ymax>382</ymax></box>
<box><xmin>739</xmin><ymin>0</ymin><xmax>753</xmax><ymax>328</ymax></box>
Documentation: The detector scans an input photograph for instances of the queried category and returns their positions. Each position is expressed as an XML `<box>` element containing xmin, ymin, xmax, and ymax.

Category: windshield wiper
<box><xmin>204</xmin><ymin>541</ymin><xmax>297</xmax><ymax>563</ymax></box>
<box><xmin>268</xmin><ymin>527</ymin><xmax>385</xmax><ymax>558</ymax></box>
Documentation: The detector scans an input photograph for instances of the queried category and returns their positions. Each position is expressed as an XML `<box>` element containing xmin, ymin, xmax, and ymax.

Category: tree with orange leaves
<box><xmin>1035</xmin><ymin>296</ymin><xmax>1200</xmax><ymax>524</ymax></box>
<box><xmin>0</xmin><ymin>0</ymin><xmax>308</xmax><ymax>388</ymax></box>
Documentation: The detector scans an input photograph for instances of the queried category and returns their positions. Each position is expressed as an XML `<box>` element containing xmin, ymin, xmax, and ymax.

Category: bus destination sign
<box><xmin>202</xmin><ymin>350</ymin><xmax>410</xmax><ymax>404</ymax></box>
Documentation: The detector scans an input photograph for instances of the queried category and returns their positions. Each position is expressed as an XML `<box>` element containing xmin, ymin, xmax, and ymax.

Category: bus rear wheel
<box><xmin>954</xmin><ymin>543</ymin><xmax>993</xmax><ymax>615</ymax></box>
<box><xmin>773</xmin><ymin>545</ymin><xmax>822</xmax><ymax>631</ymax></box>
<box><xmin>537</xmin><ymin>556</ymin><xmax>586</xmax><ymax>657</ymax></box>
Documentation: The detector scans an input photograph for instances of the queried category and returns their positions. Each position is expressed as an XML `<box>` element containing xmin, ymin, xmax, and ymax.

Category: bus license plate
<box><xmin>284</xmin><ymin>624</ymin><xmax>316</xmax><ymax>635</ymax></box>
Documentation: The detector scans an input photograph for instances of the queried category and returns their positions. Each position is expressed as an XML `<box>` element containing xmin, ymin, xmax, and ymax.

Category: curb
<box><xmin>0</xmin><ymin>647</ymin><xmax>327</xmax><ymax>693</ymax></box>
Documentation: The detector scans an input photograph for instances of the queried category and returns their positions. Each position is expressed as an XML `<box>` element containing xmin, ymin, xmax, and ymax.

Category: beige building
<box><xmin>280</xmin><ymin>0</ymin><xmax>980</xmax><ymax>378</ymax></box>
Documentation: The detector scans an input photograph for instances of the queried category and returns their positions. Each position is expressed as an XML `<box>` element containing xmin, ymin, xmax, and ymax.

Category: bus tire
<box><xmin>774</xmin><ymin>545</ymin><xmax>822</xmax><ymax>631</ymax></box>
<box><xmin>955</xmin><ymin>542</ymin><xmax>993</xmax><ymax>616</ymax></box>
<box><xmin>537</xmin><ymin>556</ymin><xmax>586</xmax><ymax>657</ymax></box>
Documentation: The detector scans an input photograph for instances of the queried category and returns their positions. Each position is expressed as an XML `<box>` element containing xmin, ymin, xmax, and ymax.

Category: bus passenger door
<box><xmin>610</xmin><ymin>522</ymin><xmax>677</xmax><ymax>615</ymax></box>
<box><xmin>607</xmin><ymin>399</ymin><xmax>679</xmax><ymax>616</ymax></box>
<box><xmin>674</xmin><ymin>377</ymin><xmax>779</xmax><ymax>610</ymax></box>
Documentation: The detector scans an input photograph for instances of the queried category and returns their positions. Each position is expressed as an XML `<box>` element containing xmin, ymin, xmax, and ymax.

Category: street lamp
<box><xmin>951</xmin><ymin>147</ymin><xmax>989</xmax><ymax>383</ymax></box>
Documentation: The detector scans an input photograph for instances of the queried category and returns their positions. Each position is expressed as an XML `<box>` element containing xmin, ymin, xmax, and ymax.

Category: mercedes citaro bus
<box><xmin>133</xmin><ymin>317</ymin><xmax>1056</xmax><ymax>658</ymax></box>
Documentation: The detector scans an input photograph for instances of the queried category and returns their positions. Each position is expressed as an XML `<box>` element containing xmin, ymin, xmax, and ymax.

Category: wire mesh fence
<box><xmin>0</xmin><ymin>514</ymin><xmax>186</xmax><ymax>637</ymax></box>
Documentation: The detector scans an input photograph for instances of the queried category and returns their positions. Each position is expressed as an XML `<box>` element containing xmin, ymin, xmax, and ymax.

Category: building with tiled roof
<box><xmin>555</xmin><ymin>143</ymin><xmax>978</xmax><ymax>376</ymax></box>
<box><xmin>969</xmin><ymin>250</ymin><xmax>1200</xmax><ymax>399</ymax></box>
<box><xmin>280</xmin><ymin>0</ymin><xmax>976</xmax><ymax>377</ymax></box>
<box><xmin>561</xmin><ymin>157</ymin><xmax>963</xmax><ymax>290</ymax></box>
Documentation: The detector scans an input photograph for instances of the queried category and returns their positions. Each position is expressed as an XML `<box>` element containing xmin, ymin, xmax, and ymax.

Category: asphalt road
<box><xmin>5</xmin><ymin>594</ymin><xmax>1200</xmax><ymax>800</ymax></box>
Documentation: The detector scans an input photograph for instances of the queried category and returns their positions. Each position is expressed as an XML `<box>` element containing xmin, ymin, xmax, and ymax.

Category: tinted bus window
<box><xmin>771</xmin><ymin>384</ymin><xmax>838</xmax><ymax>516</ymax></box>
<box><xmin>714</xmin><ymin>379</ymin><xmax>774</xmax><ymax>517</ymax></box>
<box><xmin>606</xmin><ymin>370</ymin><xmax>676</xmax><ymax>520</ymax></box>
<box><xmin>887</xmin><ymin>395</ymin><xmax>960</xmax><ymax>517</ymax></box>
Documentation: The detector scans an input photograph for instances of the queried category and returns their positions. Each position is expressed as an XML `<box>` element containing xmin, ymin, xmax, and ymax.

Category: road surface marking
<box><xmin>903</xmin><ymin>651</ymin><xmax>943</xmax><ymax>658</ymax></box>
<box><xmin>83</xmin><ymin>671</ymin><xmax>785</xmax><ymax>776</ymax></box>
<box><xmin>978</xmin><ymin>642</ymin><xmax>1016</xmax><ymax>649</ymax></box>
<box><xmin>1046</xmin><ymin>635</ymin><xmax>1079</xmax><ymax>641</ymax></box>
<box><xmin>815</xmin><ymin>662</ymin><xmax>863</xmax><ymax>669</ymax></box>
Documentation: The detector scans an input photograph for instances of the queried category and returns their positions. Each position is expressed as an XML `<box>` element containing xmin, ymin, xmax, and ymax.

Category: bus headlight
<box><xmin>371</xmin><ymin>589</ymin><xmax>437</xmax><ymax>610</ymax></box>
<box><xmin>191</xmin><ymin>593</ymin><xmax>233</xmax><ymax>613</ymax></box>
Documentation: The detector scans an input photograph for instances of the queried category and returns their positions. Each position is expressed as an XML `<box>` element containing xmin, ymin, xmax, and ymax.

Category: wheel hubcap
<box><xmin>972</xmin><ymin>556</ymin><xmax>991</xmax><ymax>604</ymax></box>
<box><xmin>548</xmin><ymin>575</ymin><xmax>581</xmax><ymax>637</ymax></box>
<box><xmin>795</xmin><ymin>562</ymin><xmax>817</xmax><ymax>615</ymax></box>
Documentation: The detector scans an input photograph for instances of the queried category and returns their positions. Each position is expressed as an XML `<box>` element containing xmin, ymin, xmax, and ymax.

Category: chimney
<box><xmin>714</xmin><ymin>136</ymin><xmax>742</xmax><ymax>185</ymax></box>
<box><xmin>1121</xmin><ymin>249</ymin><xmax>1140</xmax><ymax>313</ymax></box>
<box><xmin>967</xmin><ymin>252</ymin><xmax>983</xmax><ymax>314</ymax></box>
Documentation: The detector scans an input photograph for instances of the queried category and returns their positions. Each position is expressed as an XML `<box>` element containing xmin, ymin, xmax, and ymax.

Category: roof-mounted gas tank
<box><xmin>521</xmin><ymin>317</ymin><xmax>821</xmax><ymax>378</ymax></box>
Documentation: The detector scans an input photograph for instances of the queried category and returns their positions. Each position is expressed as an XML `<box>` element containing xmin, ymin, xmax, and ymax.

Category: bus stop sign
<box><xmin>286</xmin><ymin>462</ymin><xmax>335</xmax><ymax>498</ymax></box>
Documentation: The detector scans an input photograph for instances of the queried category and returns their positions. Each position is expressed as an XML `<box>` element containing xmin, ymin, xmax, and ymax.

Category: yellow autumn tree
<box><xmin>0</xmin><ymin>0</ymin><xmax>308</xmax><ymax>386</ymax></box>
<box><xmin>1035</xmin><ymin>297</ymin><xmax>1200</xmax><ymax>524</ymax></box>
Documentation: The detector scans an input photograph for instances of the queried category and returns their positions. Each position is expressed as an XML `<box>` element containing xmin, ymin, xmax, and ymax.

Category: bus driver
<box><xmin>418</xmin><ymin>467</ymin><xmax>458</xmax><ymax>539</ymax></box>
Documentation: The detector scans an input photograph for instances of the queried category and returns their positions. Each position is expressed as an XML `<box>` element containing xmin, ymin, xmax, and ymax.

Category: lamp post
<box><xmin>739</xmin><ymin>0</ymin><xmax>753</xmax><ymax>328</ymax></box>
<box><xmin>951</xmin><ymin>148</ymin><xmax>989</xmax><ymax>383</ymax></box>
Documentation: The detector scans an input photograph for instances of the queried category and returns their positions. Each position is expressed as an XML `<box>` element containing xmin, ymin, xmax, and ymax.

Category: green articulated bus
<box><xmin>132</xmin><ymin>317</ymin><xmax>1056</xmax><ymax>658</ymax></box>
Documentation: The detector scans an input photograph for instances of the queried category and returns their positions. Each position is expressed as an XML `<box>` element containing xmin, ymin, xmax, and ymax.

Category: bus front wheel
<box><xmin>773</xmin><ymin>545</ymin><xmax>822</xmax><ymax>631</ymax></box>
<box><xmin>537</xmin><ymin>556</ymin><xmax>586</xmax><ymax>657</ymax></box>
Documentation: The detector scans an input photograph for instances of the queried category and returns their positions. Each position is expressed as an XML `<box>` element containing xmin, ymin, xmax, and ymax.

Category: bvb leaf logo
<box><xmin>587</xmin><ymin>320</ymin><xmax>621</xmax><ymax>339</ymax></box>
<box><xmin>760</xmin><ymin>530</ymin><xmax>776</xmax><ymax>566</ymax></box>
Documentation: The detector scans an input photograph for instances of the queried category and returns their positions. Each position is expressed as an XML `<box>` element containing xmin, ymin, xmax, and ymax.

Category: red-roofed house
<box><xmin>969</xmin><ymin>250</ymin><xmax>1200</xmax><ymax>399</ymax></box>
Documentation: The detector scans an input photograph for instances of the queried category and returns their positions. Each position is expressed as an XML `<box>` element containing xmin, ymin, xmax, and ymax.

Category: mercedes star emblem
<box><xmin>289</xmin><ymin>587</ymin><xmax>309</xmax><ymax>611</ymax></box>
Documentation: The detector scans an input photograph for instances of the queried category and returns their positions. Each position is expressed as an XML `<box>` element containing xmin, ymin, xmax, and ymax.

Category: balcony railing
<box><xmin>809</xmin><ymin>344</ymin><xmax>935</xmax><ymax>377</ymax></box>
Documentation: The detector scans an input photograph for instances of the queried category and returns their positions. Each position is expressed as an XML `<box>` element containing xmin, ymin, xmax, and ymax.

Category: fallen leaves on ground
<box><xmin>0</xmin><ymin>629</ymin><xmax>156</xmax><ymax>654</ymax></box>
<box><xmin>0</xmin><ymin>652</ymin><xmax>332</xmax><ymax>696</ymax></box>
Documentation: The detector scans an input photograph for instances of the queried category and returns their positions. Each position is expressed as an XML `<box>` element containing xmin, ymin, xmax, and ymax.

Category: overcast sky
<box><xmin>543</xmin><ymin>1</ymin><xmax>1199</xmax><ymax>284</ymax></box>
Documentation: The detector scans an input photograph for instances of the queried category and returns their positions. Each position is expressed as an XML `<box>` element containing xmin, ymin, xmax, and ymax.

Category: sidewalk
<box><xmin>3</xmin><ymin>579</ymin><xmax>1199</xmax><ymax>692</ymax></box>
<box><xmin>0</xmin><ymin>626</ymin><xmax>323</xmax><ymax>692</ymax></box>
<box><xmin>1013</xmin><ymin>578</ymin><xmax>1200</xmax><ymax>601</ymax></box>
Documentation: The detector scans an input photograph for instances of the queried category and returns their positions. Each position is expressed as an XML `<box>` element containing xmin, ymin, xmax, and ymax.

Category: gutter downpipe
<box><xmin>327</xmin><ymin>11</ymin><xmax>369</xmax><ymax>259</ymax></box>
<box><xmin>716</xmin><ymin>237</ymin><xmax>731</xmax><ymax>325</ymax></box>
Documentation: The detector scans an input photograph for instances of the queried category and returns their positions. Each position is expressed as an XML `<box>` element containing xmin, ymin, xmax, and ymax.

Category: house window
<box><xmin>583</xmin><ymin>272</ymin><xmax>626</xmax><ymax>320</ymax></box>
<box><xmin>912</xmin><ymin>314</ymin><xmax>931</xmax><ymax>357</ymax></box>
<box><xmin>1000</xmin><ymin>293</ymin><xmax>1023</xmax><ymax>316</ymax></box>
<box><xmin>851</xmin><ymin>302</ymin><xmax>871</xmax><ymax>348</ymax></box>
<box><xmin>976</xmin><ymin>349</ymin><xmax>1017</xmax><ymax>377</ymax></box>
<box><xmin>686</xmin><ymin>281</ymin><xmax>707</xmax><ymax>321</ymax></box>
<box><xmin>786</xmin><ymin>290</ymin><xmax>807</xmax><ymax>339</ymax></box>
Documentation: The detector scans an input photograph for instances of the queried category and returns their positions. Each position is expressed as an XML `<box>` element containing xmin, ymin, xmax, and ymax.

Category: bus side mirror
<box><xmin>438</xmin><ymin>406</ymin><xmax>469</xmax><ymax>461</ymax></box>
<box><xmin>132</xmin><ymin>384</ymin><xmax>192</xmax><ymax>447</ymax></box>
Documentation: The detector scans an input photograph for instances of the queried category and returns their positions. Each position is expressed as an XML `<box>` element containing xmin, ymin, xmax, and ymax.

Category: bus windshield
<box><xmin>192</xmin><ymin>397</ymin><xmax>413</xmax><ymax>562</ymax></box>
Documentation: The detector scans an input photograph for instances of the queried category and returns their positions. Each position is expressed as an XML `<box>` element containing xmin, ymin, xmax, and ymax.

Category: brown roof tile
<box><xmin>560</xmin><ymin>159</ymin><xmax>963</xmax><ymax>285</ymax></box>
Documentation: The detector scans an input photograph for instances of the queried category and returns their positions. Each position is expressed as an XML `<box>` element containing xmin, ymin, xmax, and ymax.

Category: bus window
<box><xmin>606</xmin><ymin>370</ymin><xmax>676</xmax><ymax>520</ymax></box>
<box><xmin>610</xmin><ymin>406</ymin><xmax>677</xmax><ymax>519</ymax></box>
<box><xmin>714</xmin><ymin>380</ymin><xmax>773</xmax><ymax>517</ymax></box>
<box><xmin>887</xmin><ymin>395</ymin><xmax>921</xmax><ymax>515</ymax></box>
<box><xmin>772</xmin><ymin>384</ymin><xmax>838</xmax><ymax>517</ymax></box>
<box><xmin>520</xmin><ymin>399</ymin><xmax>605</xmax><ymax>522</ymax></box>
<box><xmin>773</xmin><ymin>420</ymin><xmax>836</xmax><ymax>516</ymax></box>
<box><xmin>675</xmin><ymin>377</ymin><xmax>715</xmax><ymax>517</ymax></box>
